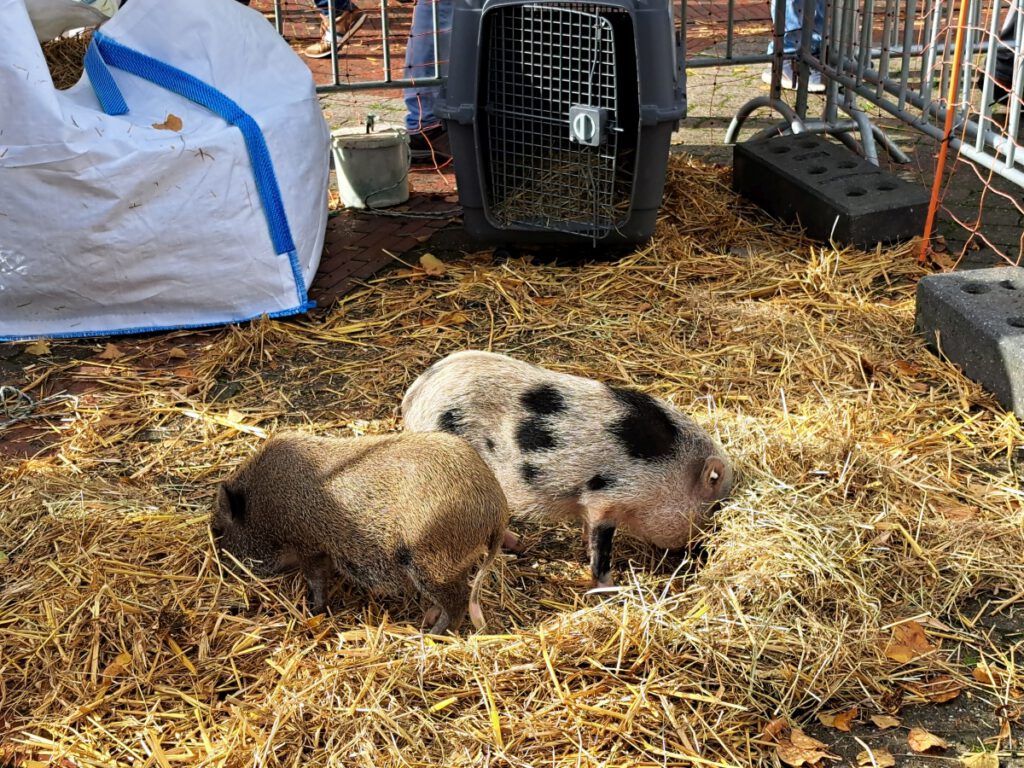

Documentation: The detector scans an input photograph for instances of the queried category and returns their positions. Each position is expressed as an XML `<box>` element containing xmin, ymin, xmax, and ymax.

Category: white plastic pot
<box><xmin>331</xmin><ymin>127</ymin><xmax>411</xmax><ymax>209</ymax></box>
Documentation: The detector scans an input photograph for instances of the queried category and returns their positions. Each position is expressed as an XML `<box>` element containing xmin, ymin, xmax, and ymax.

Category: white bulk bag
<box><xmin>0</xmin><ymin>0</ymin><xmax>329</xmax><ymax>340</ymax></box>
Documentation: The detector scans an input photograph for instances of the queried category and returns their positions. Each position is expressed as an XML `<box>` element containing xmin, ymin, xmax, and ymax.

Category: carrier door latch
<box><xmin>569</xmin><ymin>105</ymin><xmax>609</xmax><ymax>146</ymax></box>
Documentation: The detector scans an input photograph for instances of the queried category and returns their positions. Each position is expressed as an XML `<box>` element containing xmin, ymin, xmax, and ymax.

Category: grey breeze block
<box><xmin>915</xmin><ymin>266</ymin><xmax>1024</xmax><ymax>417</ymax></box>
<box><xmin>733</xmin><ymin>133</ymin><xmax>931</xmax><ymax>248</ymax></box>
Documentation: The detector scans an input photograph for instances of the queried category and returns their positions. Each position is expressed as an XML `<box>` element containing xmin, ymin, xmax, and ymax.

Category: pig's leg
<box><xmin>587</xmin><ymin>520</ymin><xmax>617</xmax><ymax>588</ymax></box>
<box><xmin>502</xmin><ymin>528</ymin><xmax>525</xmax><ymax>554</ymax></box>
<box><xmin>420</xmin><ymin>580</ymin><xmax>470</xmax><ymax>635</ymax></box>
<box><xmin>302</xmin><ymin>553</ymin><xmax>333</xmax><ymax>615</ymax></box>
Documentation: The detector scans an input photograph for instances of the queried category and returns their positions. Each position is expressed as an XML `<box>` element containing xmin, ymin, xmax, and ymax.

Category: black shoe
<box><xmin>409</xmin><ymin>125</ymin><xmax>452</xmax><ymax>167</ymax></box>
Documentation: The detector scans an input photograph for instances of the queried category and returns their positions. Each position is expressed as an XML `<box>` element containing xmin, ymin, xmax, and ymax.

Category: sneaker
<box><xmin>807</xmin><ymin>68</ymin><xmax>826</xmax><ymax>93</ymax></box>
<box><xmin>303</xmin><ymin>8</ymin><xmax>367</xmax><ymax>58</ymax></box>
<box><xmin>409</xmin><ymin>124</ymin><xmax>452</xmax><ymax>168</ymax></box>
<box><xmin>761</xmin><ymin>61</ymin><xmax>825</xmax><ymax>92</ymax></box>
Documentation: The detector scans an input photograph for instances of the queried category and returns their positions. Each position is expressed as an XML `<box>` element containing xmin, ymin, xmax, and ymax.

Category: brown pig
<box><xmin>211</xmin><ymin>430</ymin><xmax>509</xmax><ymax>633</ymax></box>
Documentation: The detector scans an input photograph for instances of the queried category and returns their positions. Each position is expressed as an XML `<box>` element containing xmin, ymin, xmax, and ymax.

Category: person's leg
<box><xmin>403</xmin><ymin>0</ymin><xmax>453</xmax><ymax>133</ymax></box>
<box><xmin>305</xmin><ymin>0</ymin><xmax>366</xmax><ymax>58</ymax></box>
<box><xmin>763</xmin><ymin>0</ymin><xmax>801</xmax><ymax>88</ymax></box>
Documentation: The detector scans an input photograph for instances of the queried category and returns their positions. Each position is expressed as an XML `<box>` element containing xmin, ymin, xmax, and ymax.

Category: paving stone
<box><xmin>915</xmin><ymin>266</ymin><xmax>1024</xmax><ymax>417</ymax></box>
<box><xmin>733</xmin><ymin>133</ymin><xmax>931</xmax><ymax>248</ymax></box>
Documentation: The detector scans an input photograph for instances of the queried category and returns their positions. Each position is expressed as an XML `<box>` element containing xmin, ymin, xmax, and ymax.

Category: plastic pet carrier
<box><xmin>436</xmin><ymin>0</ymin><xmax>685</xmax><ymax>246</ymax></box>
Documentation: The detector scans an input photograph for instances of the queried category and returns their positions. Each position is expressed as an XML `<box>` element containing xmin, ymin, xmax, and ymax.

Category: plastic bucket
<box><xmin>330</xmin><ymin>128</ymin><xmax>411</xmax><ymax>209</ymax></box>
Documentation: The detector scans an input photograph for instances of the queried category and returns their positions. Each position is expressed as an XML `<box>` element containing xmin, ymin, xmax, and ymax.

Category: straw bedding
<box><xmin>2</xmin><ymin>156</ymin><xmax>1022</xmax><ymax>767</ymax></box>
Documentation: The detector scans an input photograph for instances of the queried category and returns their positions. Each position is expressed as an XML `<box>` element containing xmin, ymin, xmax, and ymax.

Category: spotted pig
<box><xmin>401</xmin><ymin>351</ymin><xmax>733</xmax><ymax>586</ymax></box>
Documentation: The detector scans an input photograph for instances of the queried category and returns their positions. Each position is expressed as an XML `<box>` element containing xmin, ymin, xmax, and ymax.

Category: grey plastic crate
<box><xmin>435</xmin><ymin>0</ymin><xmax>686</xmax><ymax>246</ymax></box>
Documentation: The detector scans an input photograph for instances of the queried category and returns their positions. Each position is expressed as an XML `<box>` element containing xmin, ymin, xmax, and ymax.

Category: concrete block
<box><xmin>915</xmin><ymin>266</ymin><xmax>1024</xmax><ymax>417</ymax></box>
<box><xmin>732</xmin><ymin>133</ymin><xmax>931</xmax><ymax>248</ymax></box>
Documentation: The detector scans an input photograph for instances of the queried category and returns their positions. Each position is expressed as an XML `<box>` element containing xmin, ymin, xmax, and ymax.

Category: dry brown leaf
<box><xmin>168</xmin><ymin>347</ymin><xmax>189</xmax><ymax>360</ymax></box>
<box><xmin>763</xmin><ymin>718</ymin><xmax>789</xmax><ymax>740</ymax></box>
<box><xmin>439</xmin><ymin>311</ymin><xmax>470</xmax><ymax>326</ymax></box>
<box><xmin>856</xmin><ymin>747</ymin><xmax>896</xmax><ymax>767</ymax></box>
<box><xmin>97</xmin><ymin>343</ymin><xmax>123</xmax><ymax>360</ymax></box>
<box><xmin>24</xmin><ymin>340</ymin><xmax>50</xmax><ymax>355</ymax></box>
<box><xmin>892</xmin><ymin>360</ymin><xmax>922</xmax><ymax>377</ymax></box>
<box><xmin>908</xmin><ymin>727</ymin><xmax>949</xmax><ymax>753</ymax></box>
<box><xmin>870</xmin><ymin>714</ymin><xmax>901</xmax><ymax>730</ymax></box>
<box><xmin>100</xmin><ymin>651</ymin><xmax>133</xmax><ymax>681</ymax></box>
<box><xmin>960</xmin><ymin>752</ymin><xmax>999</xmax><ymax>768</ymax></box>
<box><xmin>818</xmin><ymin>707</ymin><xmax>857</xmax><ymax>732</ymax></box>
<box><xmin>152</xmin><ymin>113</ymin><xmax>183</xmax><ymax>131</ymax></box>
<box><xmin>419</xmin><ymin>253</ymin><xmax>446</xmax><ymax>276</ymax></box>
<box><xmin>884</xmin><ymin>620</ymin><xmax>936</xmax><ymax>662</ymax></box>
<box><xmin>938</xmin><ymin>504</ymin><xmax>976</xmax><ymax>521</ymax></box>
<box><xmin>973</xmin><ymin>663</ymin><xmax>1004</xmax><ymax>686</ymax></box>
<box><xmin>776</xmin><ymin>728</ymin><xmax>838</xmax><ymax>767</ymax></box>
<box><xmin>903</xmin><ymin>675</ymin><xmax>963</xmax><ymax>703</ymax></box>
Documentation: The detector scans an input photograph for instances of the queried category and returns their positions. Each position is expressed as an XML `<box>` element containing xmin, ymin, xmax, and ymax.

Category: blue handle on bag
<box><xmin>84</xmin><ymin>31</ymin><xmax>297</xmax><ymax>259</ymax></box>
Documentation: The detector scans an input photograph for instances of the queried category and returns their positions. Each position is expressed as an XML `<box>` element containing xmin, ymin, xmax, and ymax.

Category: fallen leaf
<box><xmin>636</xmin><ymin>302</ymin><xmax>653</xmax><ymax>312</ymax></box>
<box><xmin>960</xmin><ymin>752</ymin><xmax>999</xmax><ymax>768</ymax></box>
<box><xmin>903</xmin><ymin>674</ymin><xmax>963</xmax><ymax>703</ymax></box>
<box><xmin>172</xmin><ymin>367</ymin><xmax>195</xmax><ymax>379</ymax></box>
<box><xmin>97</xmin><ymin>342</ymin><xmax>123</xmax><ymax>360</ymax></box>
<box><xmin>533</xmin><ymin>296</ymin><xmax>561</xmax><ymax>306</ymax></box>
<box><xmin>856</xmin><ymin>747</ymin><xmax>896</xmax><ymax>767</ymax></box>
<box><xmin>25</xmin><ymin>340</ymin><xmax>50</xmax><ymax>355</ymax></box>
<box><xmin>892</xmin><ymin>360</ymin><xmax>922</xmax><ymax>377</ymax></box>
<box><xmin>996</xmin><ymin>719</ymin><xmax>1011</xmax><ymax>741</ymax></box>
<box><xmin>818</xmin><ymin>707</ymin><xmax>858</xmax><ymax>731</ymax></box>
<box><xmin>438</xmin><ymin>310</ymin><xmax>470</xmax><ymax>325</ymax></box>
<box><xmin>973</xmin><ymin>662</ymin><xmax>1004</xmax><ymax>686</ymax></box>
<box><xmin>884</xmin><ymin>620</ymin><xmax>936</xmax><ymax>663</ymax></box>
<box><xmin>168</xmin><ymin>347</ymin><xmax>189</xmax><ymax>360</ymax></box>
<box><xmin>908</xmin><ymin>727</ymin><xmax>949</xmax><ymax>753</ymax></box>
<box><xmin>101</xmin><ymin>651</ymin><xmax>133</xmax><ymax>681</ymax></box>
<box><xmin>225</xmin><ymin>409</ymin><xmax>247</xmax><ymax>425</ymax></box>
<box><xmin>419</xmin><ymin>253</ymin><xmax>446</xmax><ymax>276</ymax></box>
<box><xmin>763</xmin><ymin>718</ymin><xmax>789</xmax><ymax>740</ymax></box>
<box><xmin>776</xmin><ymin>728</ymin><xmax>838</xmax><ymax>767</ymax></box>
<box><xmin>939</xmin><ymin>504</ymin><xmax>976</xmax><ymax>521</ymax></box>
<box><xmin>152</xmin><ymin>113</ymin><xmax>183</xmax><ymax>131</ymax></box>
<box><xmin>870</xmin><ymin>714</ymin><xmax>901</xmax><ymax>730</ymax></box>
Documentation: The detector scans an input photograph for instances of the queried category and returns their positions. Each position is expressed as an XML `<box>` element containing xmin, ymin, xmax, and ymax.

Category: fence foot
<box><xmin>725</xmin><ymin>96</ymin><xmax>807</xmax><ymax>144</ymax></box>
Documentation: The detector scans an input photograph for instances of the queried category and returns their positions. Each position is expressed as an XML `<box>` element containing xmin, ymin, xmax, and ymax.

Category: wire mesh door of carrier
<box><xmin>482</xmin><ymin>3</ymin><xmax>637</xmax><ymax>240</ymax></box>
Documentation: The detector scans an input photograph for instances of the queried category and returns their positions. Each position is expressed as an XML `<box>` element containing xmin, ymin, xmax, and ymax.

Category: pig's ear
<box><xmin>701</xmin><ymin>457</ymin><xmax>726</xmax><ymax>493</ymax></box>
<box><xmin>222</xmin><ymin>484</ymin><xmax>247</xmax><ymax>524</ymax></box>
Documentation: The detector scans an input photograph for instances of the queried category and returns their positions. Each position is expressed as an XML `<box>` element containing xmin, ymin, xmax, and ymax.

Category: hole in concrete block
<box><xmin>808</xmin><ymin>166</ymin><xmax>828</xmax><ymax>175</ymax></box>
<box><xmin>1007</xmin><ymin>317</ymin><xmax>1024</xmax><ymax>328</ymax></box>
<box><xmin>846</xmin><ymin>188</ymin><xmax>867</xmax><ymax>197</ymax></box>
<box><xmin>962</xmin><ymin>282</ymin><xmax>992</xmax><ymax>294</ymax></box>
<box><xmin>837</xmin><ymin>160</ymin><xmax>858</xmax><ymax>169</ymax></box>
<box><xmin>769</xmin><ymin>145</ymin><xmax>791</xmax><ymax>154</ymax></box>
<box><xmin>877</xmin><ymin>181</ymin><xmax>898</xmax><ymax>191</ymax></box>
<box><xmin>1001</xmin><ymin>280</ymin><xmax>1018</xmax><ymax>290</ymax></box>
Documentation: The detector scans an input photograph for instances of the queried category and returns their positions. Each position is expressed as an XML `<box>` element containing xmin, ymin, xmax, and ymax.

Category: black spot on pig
<box><xmin>520</xmin><ymin>384</ymin><xmax>566</xmax><ymax>415</ymax></box>
<box><xmin>485</xmin><ymin>438</ymin><xmax>496</xmax><ymax>452</ymax></box>
<box><xmin>520</xmin><ymin>462</ymin><xmax>541</xmax><ymax>485</ymax></box>
<box><xmin>586</xmin><ymin>474</ymin><xmax>615</xmax><ymax>491</ymax></box>
<box><xmin>515</xmin><ymin>418</ymin><xmax>559</xmax><ymax>452</ymax></box>
<box><xmin>438</xmin><ymin>408</ymin><xmax>466</xmax><ymax>436</ymax></box>
<box><xmin>607</xmin><ymin>386</ymin><xmax>679</xmax><ymax>461</ymax></box>
<box><xmin>395</xmin><ymin>544</ymin><xmax>413</xmax><ymax>567</ymax></box>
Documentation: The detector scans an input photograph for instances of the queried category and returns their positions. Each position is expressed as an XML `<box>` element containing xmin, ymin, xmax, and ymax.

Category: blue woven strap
<box><xmin>84</xmin><ymin>31</ymin><xmax>297</xmax><ymax>257</ymax></box>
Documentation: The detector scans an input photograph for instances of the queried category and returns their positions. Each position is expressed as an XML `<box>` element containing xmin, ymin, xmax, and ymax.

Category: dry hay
<box><xmin>41</xmin><ymin>31</ymin><xmax>92</xmax><ymax>91</ymax></box>
<box><xmin>2</xmin><ymin>155</ymin><xmax>1024</xmax><ymax>767</ymax></box>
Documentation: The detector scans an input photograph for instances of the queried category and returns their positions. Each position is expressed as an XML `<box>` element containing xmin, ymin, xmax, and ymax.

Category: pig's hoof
<box><xmin>501</xmin><ymin>529</ymin><xmax>526</xmax><ymax>554</ymax></box>
<box><xmin>422</xmin><ymin>605</ymin><xmax>442</xmax><ymax>629</ymax></box>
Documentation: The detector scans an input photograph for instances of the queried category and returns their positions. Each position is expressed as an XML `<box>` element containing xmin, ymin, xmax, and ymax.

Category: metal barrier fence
<box><xmin>271</xmin><ymin>0</ymin><xmax>444</xmax><ymax>91</ymax></box>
